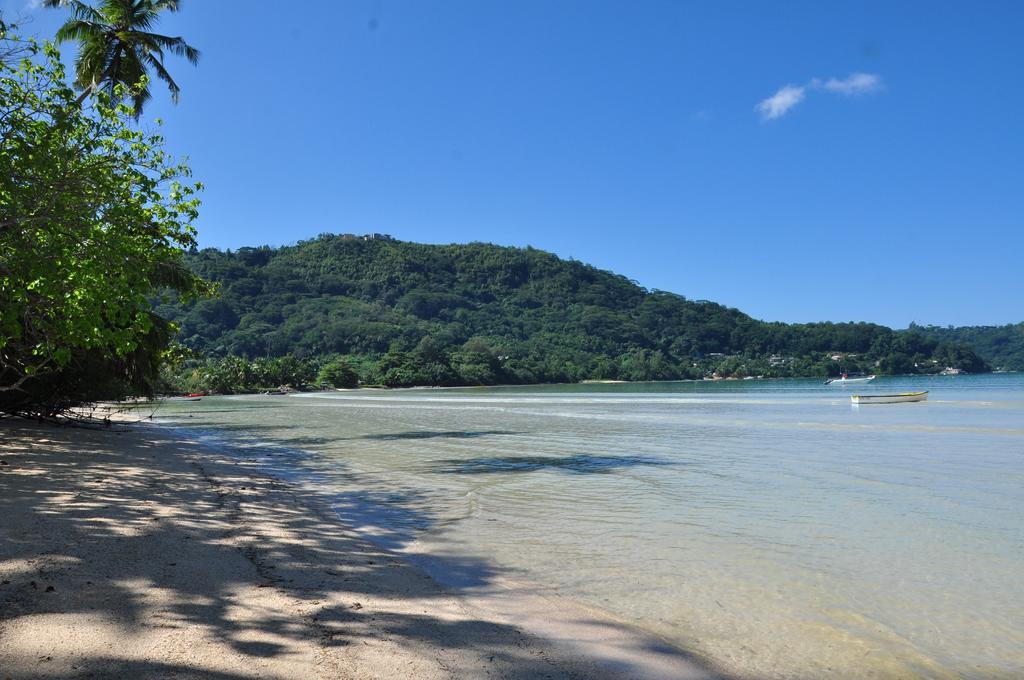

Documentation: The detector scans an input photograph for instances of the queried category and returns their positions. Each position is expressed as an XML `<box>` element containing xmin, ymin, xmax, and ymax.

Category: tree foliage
<box><xmin>0</xmin><ymin>40</ymin><xmax>207</xmax><ymax>415</ymax></box>
<box><xmin>155</xmin><ymin>235</ymin><xmax>991</xmax><ymax>392</ymax></box>
<box><xmin>909</xmin><ymin>322</ymin><xmax>1024</xmax><ymax>371</ymax></box>
<box><xmin>317</xmin><ymin>357</ymin><xmax>359</xmax><ymax>388</ymax></box>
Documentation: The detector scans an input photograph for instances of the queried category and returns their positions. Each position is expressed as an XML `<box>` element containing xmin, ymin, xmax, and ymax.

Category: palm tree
<box><xmin>43</xmin><ymin>0</ymin><xmax>199</xmax><ymax>116</ymax></box>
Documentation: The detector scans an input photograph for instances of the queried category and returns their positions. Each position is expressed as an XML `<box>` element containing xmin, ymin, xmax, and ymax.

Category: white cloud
<box><xmin>755</xmin><ymin>84</ymin><xmax>806</xmax><ymax>120</ymax></box>
<box><xmin>756</xmin><ymin>72</ymin><xmax>882</xmax><ymax>120</ymax></box>
<box><xmin>820</xmin><ymin>72</ymin><xmax>882</xmax><ymax>96</ymax></box>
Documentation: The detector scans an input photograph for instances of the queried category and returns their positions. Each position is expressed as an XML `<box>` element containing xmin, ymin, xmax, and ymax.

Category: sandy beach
<box><xmin>0</xmin><ymin>417</ymin><xmax>719</xmax><ymax>680</ymax></box>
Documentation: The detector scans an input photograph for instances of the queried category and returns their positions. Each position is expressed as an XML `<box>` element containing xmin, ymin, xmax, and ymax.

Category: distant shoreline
<box><xmin>163</xmin><ymin>369</ymin><xmax>1000</xmax><ymax>398</ymax></box>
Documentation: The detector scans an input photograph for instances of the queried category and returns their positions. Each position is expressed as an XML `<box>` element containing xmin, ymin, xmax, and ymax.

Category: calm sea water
<box><xmin>155</xmin><ymin>374</ymin><xmax>1024</xmax><ymax>679</ymax></box>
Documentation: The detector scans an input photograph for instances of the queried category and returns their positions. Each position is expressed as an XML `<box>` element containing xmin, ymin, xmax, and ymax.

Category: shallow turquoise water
<box><xmin>155</xmin><ymin>374</ymin><xmax>1024</xmax><ymax>678</ymax></box>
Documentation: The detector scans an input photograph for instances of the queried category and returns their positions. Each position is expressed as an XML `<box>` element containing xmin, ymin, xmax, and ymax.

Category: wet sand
<box><xmin>0</xmin><ymin>419</ymin><xmax>719</xmax><ymax>679</ymax></box>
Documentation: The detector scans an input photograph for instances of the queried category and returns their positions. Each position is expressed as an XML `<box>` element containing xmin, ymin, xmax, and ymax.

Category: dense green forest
<box><xmin>909</xmin><ymin>323</ymin><xmax>1024</xmax><ymax>371</ymax></box>
<box><xmin>156</xmin><ymin>235</ymin><xmax>991</xmax><ymax>392</ymax></box>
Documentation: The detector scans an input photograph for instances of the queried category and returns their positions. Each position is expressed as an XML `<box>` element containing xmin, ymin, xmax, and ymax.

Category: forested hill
<box><xmin>156</xmin><ymin>234</ymin><xmax>989</xmax><ymax>388</ymax></box>
<box><xmin>909</xmin><ymin>323</ymin><xmax>1024</xmax><ymax>371</ymax></box>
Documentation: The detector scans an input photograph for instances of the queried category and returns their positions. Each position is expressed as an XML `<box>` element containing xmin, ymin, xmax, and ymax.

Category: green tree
<box><xmin>0</xmin><ymin>42</ymin><xmax>206</xmax><ymax>415</ymax></box>
<box><xmin>451</xmin><ymin>337</ymin><xmax>504</xmax><ymax>385</ymax></box>
<box><xmin>317</xmin><ymin>357</ymin><xmax>359</xmax><ymax>388</ymax></box>
<box><xmin>44</xmin><ymin>0</ymin><xmax>199</xmax><ymax>115</ymax></box>
<box><xmin>879</xmin><ymin>352</ymin><xmax>914</xmax><ymax>375</ymax></box>
<box><xmin>198</xmin><ymin>356</ymin><xmax>250</xmax><ymax>395</ymax></box>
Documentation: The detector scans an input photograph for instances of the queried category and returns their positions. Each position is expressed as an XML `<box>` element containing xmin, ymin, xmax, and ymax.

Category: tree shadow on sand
<box><xmin>0</xmin><ymin>422</ymin><xmax>718</xmax><ymax>679</ymax></box>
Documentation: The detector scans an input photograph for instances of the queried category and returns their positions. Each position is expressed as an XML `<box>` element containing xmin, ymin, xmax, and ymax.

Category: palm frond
<box><xmin>128</xmin><ymin>30</ymin><xmax>199</xmax><ymax>65</ymax></box>
<box><xmin>73</xmin><ymin>35</ymin><xmax>115</xmax><ymax>91</ymax></box>
<box><xmin>45</xmin><ymin>0</ymin><xmax>198</xmax><ymax>115</ymax></box>
<box><xmin>152</xmin><ymin>0</ymin><xmax>183</xmax><ymax>12</ymax></box>
<box><xmin>144</xmin><ymin>52</ymin><xmax>180</xmax><ymax>102</ymax></box>
<box><xmin>52</xmin><ymin>19</ymin><xmax>105</xmax><ymax>44</ymax></box>
<box><xmin>147</xmin><ymin>258</ymin><xmax>195</xmax><ymax>290</ymax></box>
<box><xmin>131</xmin><ymin>83</ymin><xmax>153</xmax><ymax>118</ymax></box>
<box><xmin>97</xmin><ymin>0</ymin><xmax>130</xmax><ymax>24</ymax></box>
<box><xmin>43</xmin><ymin>0</ymin><xmax>105</xmax><ymax>23</ymax></box>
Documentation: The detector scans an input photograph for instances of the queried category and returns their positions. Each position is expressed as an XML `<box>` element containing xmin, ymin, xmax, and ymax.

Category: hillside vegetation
<box><xmin>156</xmin><ymin>235</ymin><xmax>990</xmax><ymax>391</ymax></box>
<box><xmin>910</xmin><ymin>323</ymin><xmax>1024</xmax><ymax>371</ymax></box>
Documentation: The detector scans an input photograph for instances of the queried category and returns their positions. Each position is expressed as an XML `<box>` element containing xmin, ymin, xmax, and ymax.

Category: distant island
<box><xmin>150</xmin><ymin>234</ymin><xmax>1013</xmax><ymax>393</ymax></box>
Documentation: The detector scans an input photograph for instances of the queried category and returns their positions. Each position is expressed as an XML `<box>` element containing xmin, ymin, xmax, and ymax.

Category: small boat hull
<box><xmin>825</xmin><ymin>375</ymin><xmax>876</xmax><ymax>385</ymax></box>
<box><xmin>851</xmin><ymin>391</ymin><xmax>928</xmax><ymax>405</ymax></box>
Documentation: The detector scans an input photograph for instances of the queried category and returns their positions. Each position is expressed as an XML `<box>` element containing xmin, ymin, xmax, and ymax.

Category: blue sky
<box><xmin>6</xmin><ymin>1</ymin><xmax>1023</xmax><ymax>327</ymax></box>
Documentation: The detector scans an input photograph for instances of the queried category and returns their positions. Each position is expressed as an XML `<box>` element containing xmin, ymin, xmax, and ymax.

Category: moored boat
<box><xmin>825</xmin><ymin>373</ymin><xmax>876</xmax><ymax>385</ymax></box>
<box><xmin>851</xmin><ymin>391</ymin><xmax>928</xmax><ymax>405</ymax></box>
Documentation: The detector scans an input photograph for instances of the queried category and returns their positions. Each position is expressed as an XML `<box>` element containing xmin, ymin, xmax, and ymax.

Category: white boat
<box><xmin>825</xmin><ymin>374</ymin><xmax>876</xmax><ymax>385</ymax></box>
<box><xmin>851</xmin><ymin>391</ymin><xmax>928</xmax><ymax>405</ymax></box>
